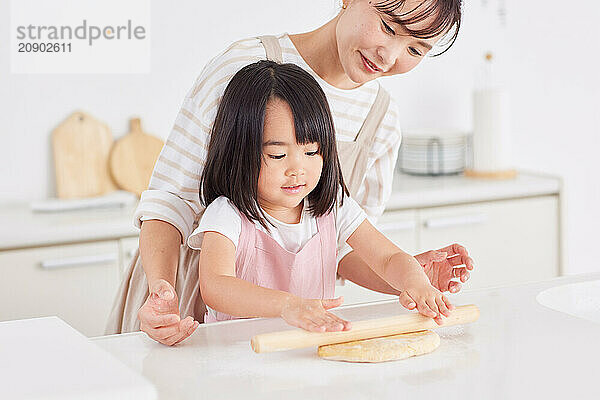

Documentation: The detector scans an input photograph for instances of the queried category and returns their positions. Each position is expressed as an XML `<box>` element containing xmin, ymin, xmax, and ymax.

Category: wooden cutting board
<box><xmin>52</xmin><ymin>111</ymin><xmax>117</xmax><ymax>199</ymax></box>
<box><xmin>109</xmin><ymin>118</ymin><xmax>164</xmax><ymax>197</ymax></box>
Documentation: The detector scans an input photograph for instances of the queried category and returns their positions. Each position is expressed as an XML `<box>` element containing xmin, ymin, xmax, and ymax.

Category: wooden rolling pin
<box><xmin>251</xmin><ymin>304</ymin><xmax>479</xmax><ymax>353</ymax></box>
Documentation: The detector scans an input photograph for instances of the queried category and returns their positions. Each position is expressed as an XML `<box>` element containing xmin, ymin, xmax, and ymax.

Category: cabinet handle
<box><xmin>377</xmin><ymin>221</ymin><xmax>416</xmax><ymax>233</ymax></box>
<box><xmin>40</xmin><ymin>253</ymin><xmax>118</xmax><ymax>270</ymax></box>
<box><xmin>423</xmin><ymin>214</ymin><xmax>488</xmax><ymax>229</ymax></box>
<box><xmin>127</xmin><ymin>248</ymin><xmax>138</xmax><ymax>258</ymax></box>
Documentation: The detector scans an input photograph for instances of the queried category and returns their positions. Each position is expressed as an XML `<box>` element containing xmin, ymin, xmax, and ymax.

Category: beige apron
<box><xmin>104</xmin><ymin>35</ymin><xmax>391</xmax><ymax>334</ymax></box>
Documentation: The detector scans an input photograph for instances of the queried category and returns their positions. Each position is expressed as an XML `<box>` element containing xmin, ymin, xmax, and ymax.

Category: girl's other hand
<box><xmin>398</xmin><ymin>286</ymin><xmax>454</xmax><ymax>326</ymax></box>
<box><xmin>280</xmin><ymin>296</ymin><xmax>352</xmax><ymax>332</ymax></box>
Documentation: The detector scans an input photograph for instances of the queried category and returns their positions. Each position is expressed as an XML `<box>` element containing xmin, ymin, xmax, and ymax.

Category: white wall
<box><xmin>1</xmin><ymin>0</ymin><xmax>599</xmax><ymax>274</ymax></box>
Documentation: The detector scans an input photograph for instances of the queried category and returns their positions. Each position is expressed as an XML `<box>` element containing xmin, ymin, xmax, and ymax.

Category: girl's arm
<box><xmin>346</xmin><ymin>219</ymin><xmax>453</xmax><ymax>323</ymax></box>
<box><xmin>337</xmin><ymin>251</ymin><xmax>401</xmax><ymax>295</ymax></box>
<box><xmin>199</xmin><ymin>231</ymin><xmax>351</xmax><ymax>332</ymax></box>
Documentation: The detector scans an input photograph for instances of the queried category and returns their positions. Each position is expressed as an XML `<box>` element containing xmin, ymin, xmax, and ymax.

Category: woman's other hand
<box><xmin>138</xmin><ymin>279</ymin><xmax>199</xmax><ymax>346</ymax></box>
<box><xmin>414</xmin><ymin>243</ymin><xmax>475</xmax><ymax>294</ymax></box>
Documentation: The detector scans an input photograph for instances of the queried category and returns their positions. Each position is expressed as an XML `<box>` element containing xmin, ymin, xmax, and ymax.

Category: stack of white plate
<box><xmin>398</xmin><ymin>129</ymin><xmax>471</xmax><ymax>176</ymax></box>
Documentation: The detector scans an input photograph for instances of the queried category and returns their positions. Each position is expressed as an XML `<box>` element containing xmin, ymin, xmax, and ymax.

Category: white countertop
<box><xmin>386</xmin><ymin>170</ymin><xmax>560</xmax><ymax>209</ymax></box>
<box><xmin>0</xmin><ymin>171</ymin><xmax>560</xmax><ymax>250</ymax></box>
<box><xmin>0</xmin><ymin>203</ymin><xmax>138</xmax><ymax>250</ymax></box>
<box><xmin>93</xmin><ymin>272</ymin><xmax>600</xmax><ymax>400</ymax></box>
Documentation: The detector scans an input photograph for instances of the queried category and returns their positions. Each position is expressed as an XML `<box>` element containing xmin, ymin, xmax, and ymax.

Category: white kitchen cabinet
<box><xmin>0</xmin><ymin>241</ymin><xmax>122</xmax><ymax>337</ymax></box>
<box><xmin>418</xmin><ymin>195</ymin><xmax>559</xmax><ymax>290</ymax></box>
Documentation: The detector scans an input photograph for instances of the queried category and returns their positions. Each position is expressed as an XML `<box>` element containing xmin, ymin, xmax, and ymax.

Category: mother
<box><xmin>107</xmin><ymin>0</ymin><xmax>474</xmax><ymax>345</ymax></box>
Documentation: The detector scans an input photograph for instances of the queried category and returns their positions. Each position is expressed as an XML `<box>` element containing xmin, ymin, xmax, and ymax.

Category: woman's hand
<box><xmin>138</xmin><ymin>279</ymin><xmax>199</xmax><ymax>346</ymax></box>
<box><xmin>280</xmin><ymin>296</ymin><xmax>352</xmax><ymax>332</ymax></box>
<box><xmin>414</xmin><ymin>243</ymin><xmax>475</xmax><ymax>294</ymax></box>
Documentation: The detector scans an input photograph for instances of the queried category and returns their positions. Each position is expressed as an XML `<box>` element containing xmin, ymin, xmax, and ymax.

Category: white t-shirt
<box><xmin>187</xmin><ymin>195</ymin><xmax>367</xmax><ymax>257</ymax></box>
<box><xmin>135</xmin><ymin>33</ymin><xmax>402</xmax><ymax>265</ymax></box>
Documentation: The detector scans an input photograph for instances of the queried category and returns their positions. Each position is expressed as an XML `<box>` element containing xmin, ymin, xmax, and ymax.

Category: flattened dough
<box><xmin>317</xmin><ymin>330</ymin><xmax>440</xmax><ymax>363</ymax></box>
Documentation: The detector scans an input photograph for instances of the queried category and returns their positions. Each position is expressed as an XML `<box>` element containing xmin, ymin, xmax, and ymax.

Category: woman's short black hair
<box><xmin>374</xmin><ymin>0</ymin><xmax>463</xmax><ymax>56</ymax></box>
<box><xmin>200</xmin><ymin>60</ymin><xmax>349</xmax><ymax>231</ymax></box>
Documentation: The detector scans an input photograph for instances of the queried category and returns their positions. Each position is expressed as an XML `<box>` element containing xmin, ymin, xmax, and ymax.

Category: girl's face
<box><xmin>336</xmin><ymin>0</ymin><xmax>443</xmax><ymax>84</ymax></box>
<box><xmin>257</xmin><ymin>98</ymin><xmax>324</xmax><ymax>216</ymax></box>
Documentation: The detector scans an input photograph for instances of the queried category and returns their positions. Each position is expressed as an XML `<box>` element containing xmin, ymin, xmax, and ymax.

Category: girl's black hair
<box><xmin>374</xmin><ymin>0</ymin><xmax>462</xmax><ymax>56</ymax></box>
<box><xmin>200</xmin><ymin>60</ymin><xmax>349</xmax><ymax>231</ymax></box>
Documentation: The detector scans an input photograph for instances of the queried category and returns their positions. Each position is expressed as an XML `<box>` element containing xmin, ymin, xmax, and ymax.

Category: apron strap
<box><xmin>258</xmin><ymin>35</ymin><xmax>284</xmax><ymax>63</ymax></box>
<box><xmin>337</xmin><ymin>84</ymin><xmax>392</xmax><ymax>197</ymax></box>
<box><xmin>355</xmin><ymin>83</ymin><xmax>391</xmax><ymax>145</ymax></box>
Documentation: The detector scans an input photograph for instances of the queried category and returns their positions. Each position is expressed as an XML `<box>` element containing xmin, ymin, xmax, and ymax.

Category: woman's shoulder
<box><xmin>206</xmin><ymin>36</ymin><xmax>267</xmax><ymax>72</ymax></box>
<box><xmin>186</xmin><ymin>36</ymin><xmax>269</xmax><ymax>103</ymax></box>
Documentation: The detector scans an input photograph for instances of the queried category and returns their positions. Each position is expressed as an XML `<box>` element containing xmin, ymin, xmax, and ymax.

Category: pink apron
<box><xmin>205</xmin><ymin>209</ymin><xmax>338</xmax><ymax>323</ymax></box>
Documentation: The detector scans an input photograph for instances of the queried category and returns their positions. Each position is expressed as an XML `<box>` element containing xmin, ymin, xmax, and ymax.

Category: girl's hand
<box><xmin>280</xmin><ymin>296</ymin><xmax>352</xmax><ymax>332</ymax></box>
<box><xmin>398</xmin><ymin>284</ymin><xmax>454</xmax><ymax>326</ymax></box>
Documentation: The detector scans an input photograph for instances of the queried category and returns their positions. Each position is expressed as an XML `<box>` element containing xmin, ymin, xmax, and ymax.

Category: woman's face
<box><xmin>257</xmin><ymin>98</ymin><xmax>324</xmax><ymax>216</ymax></box>
<box><xmin>336</xmin><ymin>0</ymin><xmax>444</xmax><ymax>84</ymax></box>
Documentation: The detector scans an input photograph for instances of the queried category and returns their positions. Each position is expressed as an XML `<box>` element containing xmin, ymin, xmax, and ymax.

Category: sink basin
<box><xmin>536</xmin><ymin>279</ymin><xmax>600</xmax><ymax>324</ymax></box>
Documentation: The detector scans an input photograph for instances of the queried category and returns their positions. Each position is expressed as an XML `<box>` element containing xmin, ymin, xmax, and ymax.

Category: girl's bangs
<box><xmin>271</xmin><ymin>82</ymin><xmax>331</xmax><ymax>153</ymax></box>
<box><xmin>374</xmin><ymin>0</ymin><xmax>461</xmax><ymax>55</ymax></box>
<box><xmin>292</xmin><ymin>114</ymin><xmax>328</xmax><ymax>150</ymax></box>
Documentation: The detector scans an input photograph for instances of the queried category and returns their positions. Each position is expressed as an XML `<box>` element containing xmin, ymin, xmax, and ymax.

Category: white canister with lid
<box><xmin>467</xmin><ymin>52</ymin><xmax>516</xmax><ymax>179</ymax></box>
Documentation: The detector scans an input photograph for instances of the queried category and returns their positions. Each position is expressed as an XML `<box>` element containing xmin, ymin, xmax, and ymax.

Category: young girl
<box><xmin>187</xmin><ymin>60</ymin><xmax>454</xmax><ymax>332</ymax></box>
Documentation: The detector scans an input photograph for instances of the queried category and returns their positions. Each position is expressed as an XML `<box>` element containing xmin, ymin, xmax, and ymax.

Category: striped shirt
<box><xmin>135</xmin><ymin>33</ymin><xmax>402</xmax><ymax>262</ymax></box>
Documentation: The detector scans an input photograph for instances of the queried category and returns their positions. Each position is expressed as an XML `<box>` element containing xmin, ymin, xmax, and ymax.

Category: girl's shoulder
<box><xmin>203</xmin><ymin>195</ymin><xmax>242</xmax><ymax>220</ymax></box>
<box><xmin>188</xmin><ymin>196</ymin><xmax>242</xmax><ymax>250</ymax></box>
<box><xmin>334</xmin><ymin>193</ymin><xmax>365</xmax><ymax>220</ymax></box>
